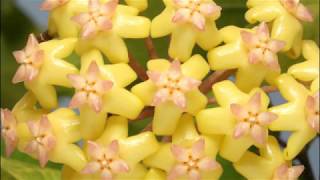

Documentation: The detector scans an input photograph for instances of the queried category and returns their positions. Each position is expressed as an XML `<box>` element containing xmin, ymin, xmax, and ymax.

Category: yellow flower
<box><xmin>245</xmin><ymin>0</ymin><xmax>314</xmax><ymax>58</ymax></box>
<box><xmin>67</xmin><ymin>49</ymin><xmax>144</xmax><ymax>140</ymax></box>
<box><xmin>208</xmin><ymin>24</ymin><xmax>285</xmax><ymax>92</ymax></box>
<box><xmin>16</xmin><ymin>105</ymin><xmax>87</xmax><ymax>171</ymax></box>
<box><xmin>269</xmin><ymin>74</ymin><xmax>319</xmax><ymax>160</ymax></box>
<box><xmin>234</xmin><ymin>136</ymin><xmax>304</xmax><ymax>180</ymax></box>
<box><xmin>151</xmin><ymin>0</ymin><xmax>222</xmax><ymax>61</ymax></box>
<box><xmin>143</xmin><ymin>114</ymin><xmax>223</xmax><ymax>180</ymax></box>
<box><xmin>131</xmin><ymin>56</ymin><xmax>209</xmax><ymax>135</ymax></box>
<box><xmin>12</xmin><ymin>34</ymin><xmax>79</xmax><ymax>109</ymax></box>
<box><xmin>61</xmin><ymin>115</ymin><xmax>159</xmax><ymax>179</ymax></box>
<box><xmin>144</xmin><ymin>168</ymin><xmax>166</xmax><ymax>180</ymax></box>
<box><xmin>196</xmin><ymin>80</ymin><xmax>277</xmax><ymax>162</ymax></box>
<box><xmin>47</xmin><ymin>0</ymin><xmax>151</xmax><ymax>63</ymax></box>
<box><xmin>288</xmin><ymin>40</ymin><xmax>319</xmax><ymax>82</ymax></box>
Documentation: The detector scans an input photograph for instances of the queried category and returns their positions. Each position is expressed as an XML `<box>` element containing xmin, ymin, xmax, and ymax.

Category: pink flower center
<box><xmin>305</xmin><ymin>91</ymin><xmax>319</xmax><ymax>133</ymax></box>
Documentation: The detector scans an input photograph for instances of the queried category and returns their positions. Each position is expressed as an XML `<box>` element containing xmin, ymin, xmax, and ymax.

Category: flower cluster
<box><xmin>1</xmin><ymin>0</ymin><xmax>318</xmax><ymax>180</ymax></box>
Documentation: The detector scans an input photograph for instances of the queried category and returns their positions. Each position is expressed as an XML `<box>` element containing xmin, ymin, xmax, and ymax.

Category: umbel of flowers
<box><xmin>1</xmin><ymin>0</ymin><xmax>319</xmax><ymax>180</ymax></box>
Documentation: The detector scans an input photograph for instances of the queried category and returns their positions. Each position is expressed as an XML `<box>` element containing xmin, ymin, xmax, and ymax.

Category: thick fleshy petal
<box><xmin>110</xmin><ymin>159</ymin><xmax>130</xmax><ymax>173</ymax></box>
<box><xmin>198</xmin><ymin>157</ymin><xmax>220</xmax><ymax>170</ymax></box>
<box><xmin>81</xmin><ymin>162</ymin><xmax>101</xmax><ymax>174</ymax></box>
<box><xmin>4</xmin><ymin>133</ymin><xmax>17</xmax><ymax>157</ymax></box>
<box><xmin>147</xmin><ymin>71</ymin><xmax>164</xmax><ymax>85</ymax></box>
<box><xmin>247</xmin><ymin>92</ymin><xmax>261</xmax><ymax>114</ymax></box>
<box><xmin>152</xmin><ymin>88</ymin><xmax>170</xmax><ymax>106</ymax></box>
<box><xmin>12</xmin><ymin>51</ymin><xmax>26</xmax><ymax>64</ymax></box>
<box><xmin>69</xmin><ymin>92</ymin><xmax>87</xmax><ymax>109</ymax></box>
<box><xmin>308</xmin><ymin>115</ymin><xmax>319</xmax><ymax>133</ymax></box>
<box><xmin>94</xmin><ymin>80</ymin><xmax>113</xmax><ymax>94</ymax></box>
<box><xmin>264</xmin><ymin>50</ymin><xmax>280</xmax><ymax>71</ymax></box>
<box><xmin>188</xmin><ymin>169</ymin><xmax>201</xmax><ymax>180</ymax></box>
<box><xmin>168</xmin><ymin>164</ymin><xmax>188</xmax><ymax>180</ymax></box>
<box><xmin>296</xmin><ymin>4</ymin><xmax>313</xmax><ymax>22</ymax></box>
<box><xmin>87</xmin><ymin>61</ymin><xmax>100</xmax><ymax>83</ymax></box>
<box><xmin>288</xmin><ymin>165</ymin><xmax>304</xmax><ymax>179</ymax></box>
<box><xmin>106</xmin><ymin>140</ymin><xmax>119</xmax><ymax>159</ymax></box>
<box><xmin>267</xmin><ymin>40</ymin><xmax>286</xmax><ymax>53</ymax></box>
<box><xmin>250</xmin><ymin>124</ymin><xmax>267</xmax><ymax>145</ymax></box>
<box><xmin>72</xmin><ymin>13</ymin><xmax>91</xmax><ymax>26</ymax></box>
<box><xmin>230</xmin><ymin>104</ymin><xmax>249</xmax><ymax>120</ymax></box>
<box><xmin>173</xmin><ymin>0</ymin><xmax>189</xmax><ymax>7</ymax></box>
<box><xmin>199</xmin><ymin>3</ymin><xmax>221</xmax><ymax>17</ymax></box>
<box><xmin>39</xmin><ymin>116</ymin><xmax>51</xmax><ymax>134</ymax></box>
<box><xmin>256</xmin><ymin>22</ymin><xmax>269</xmax><ymax>41</ymax></box>
<box><xmin>24</xmin><ymin>140</ymin><xmax>38</xmax><ymax>154</ymax></box>
<box><xmin>88</xmin><ymin>93</ymin><xmax>103</xmax><ymax>113</ymax></box>
<box><xmin>12</xmin><ymin>65</ymin><xmax>28</xmax><ymax>84</ymax></box>
<box><xmin>38</xmin><ymin>145</ymin><xmax>49</xmax><ymax>168</ymax></box>
<box><xmin>172</xmin><ymin>8</ymin><xmax>191</xmax><ymax>23</ymax></box>
<box><xmin>67</xmin><ymin>74</ymin><xmax>86</xmax><ymax>90</ymax></box>
<box><xmin>27</xmin><ymin>121</ymin><xmax>39</xmax><ymax>137</ymax></box>
<box><xmin>257</xmin><ymin>112</ymin><xmax>278</xmax><ymax>126</ymax></box>
<box><xmin>97</xmin><ymin>18</ymin><xmax>113</xmax><ymax>31</ymax></box>
<box><xmin>241</xmin><ymin>31</ymin><xmax>259</xmax><ymax>48</ymax></box>
<box><xmin>101</xmin><ymin>0</ymin><xmax>118</xmax><ymax>15</ymax></box>
<box><xmin>168</xmin><ymin>60</ymin><xmax>182</xmax><ymax>79</ymax></box>
<box><xmin>171</xmin><ymin>144</ymin><xmax>189</xmax><ymax>162</ymax></box>
<box><xmin>248</xmin><ymin>48</ymin><xmax>264</xmax><ymax>64</ymax></box>
<box><xmin>87</xmin><ymin>141</ymin><xmax>103</xmax><ymax>160</ymax></box>
<box><xmin>306</xmin><ymin>95</ymin><xmax>315</xmax><ymax>112</ymax></box>
<box><xmin>172</xmin><ymin>90</ymin><xmax>187</xmax><ymax>109</ymax></box>
<box><xmin>82</xmin><ymin>21</ymin><xmax>98</xmax><ymax>39</ymax></box>
<box><xmin>179</xmin><ymin>77</ymin><xmax>201</xmax><ymax>92</ymax></box>
<box><xmin>191</xmin><ymin>12</ymin><xmax>205</xmax><ymax>31</ymax></box>
<box><xmin>26</xmin><ymin>34</ymin><xmax>39</xmax><ymax>55</ymax></box>
<box><xmin>233</xmin><ymin>122</ymin><xmax>250</xmax><ymax>139</ymax></box>
<box><xmin>89</xmin><ymin>0</ymin><xmax>100</xmax><ymax>12</ymax></box>
<box><xmin>191</xmin><ymin>139</ymin><xmax>205</xmax><ymax>159</ymax></box>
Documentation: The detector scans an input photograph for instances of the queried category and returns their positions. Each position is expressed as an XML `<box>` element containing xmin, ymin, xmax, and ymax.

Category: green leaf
<box><xmin>1</xmin><ymin>157</ymin><xmax>61</xmax><ymax>180</ymax></box>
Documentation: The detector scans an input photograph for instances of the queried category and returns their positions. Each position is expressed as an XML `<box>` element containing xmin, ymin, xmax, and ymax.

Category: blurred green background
<box><xmin>1</xmin><ymin>0</ymin><xmax>319</xmax><ymax>179</ymax></box>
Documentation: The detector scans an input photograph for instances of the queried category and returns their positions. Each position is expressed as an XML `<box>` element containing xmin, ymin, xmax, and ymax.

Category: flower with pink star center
<box><xmin>12</xmin><ymin>34</ymin><xmax>45</xmax><ymax>84</ymax></box>
<box><xmin>272</xmin><ymin>163</ymin><xmax>304</xmax><ymax>180</ymax></box>
<box><xmin>305</xmin><ymin>91</ymin><xmax>319</xmax><ymax>133</ymax></box>
<box><xmin>40</xmin><ymin>0</ymin><xmax>69</xmax><ymax>11</ymax></box>
<box><xmin>72</xmin><ymin>0</ymin><xmax>118</xmax><ymax>38</ymax></box>
<box><xmin>230</xmin><ymin>92</ymin><xmax>278</xmax><ymax>145</ymax></box>
<box><xmin>172</xmin><ymin>0</ymin><xmax>222</xmax><ymax>31</ymax></box>
<box><xmin>280</xmin><ymin>0</ymin><xmax>314</xmax><ymax>22</ymax></box>
<box><xmin>1</xmin><ymin>109</ymin><xmax>18</xmax><ymax>157</ymax></box>
<box><xmin>168</xmin><ymin>139</ymin><xmax>221</xmax><ymax>180</ymax></box>
<box><xmin>82</xmin><ymin>140</ymin><xmax>129</xmax><ymax>180</ymax></box>
<box><xmin>240</xmin><ymin>22</ymin><xmax>286</xmax><ymax>72</ymax></box>
<box><xmin>67</xmin><ymin>61</ymin><xmax>113</xmax><ymax>113</ymax></box>
<box><xmin>24</xmin><ymin>115</ymin><xmax>56</xmax><ymax>168</ymax></box>
<box><xmin>147</xmin><ymin>60</ymin><xmax>201</xmax><ymax>109</ymax></box>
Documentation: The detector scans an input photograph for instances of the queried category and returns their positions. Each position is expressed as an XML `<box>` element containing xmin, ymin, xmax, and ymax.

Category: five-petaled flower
<box><xmin>272</xmin><ymin>163</ymin><xmax>305</xmax><ymax>180</ymax></box>
<box><xmin>230</xmin><ymin>92</ymin><xmax>278</xmax><ymax>145</ymax></box>
<box><xmin>68</xmin><ymin>61</ymin><xmax>114</xmax><ymax>113</ymax></box>
<box><xmin>40</xmin><ymin>0</ymin><xmax>69</xmax><ymax>11</ymax></box>
<box><xmin>1</xmin><ymin>109</ymin><xmax>18</xmax><ymax>157</ymax></box>
<box><xmin>82</xmin><ymin>140</ymin><xmax>129</xmax><ymax>180</ymax></box>
<box><xmin>147</xmin><ymin>60</ymin><xmax>201</xmax><ymax>109</ymax></box>
<box><xmin>241</xmin><ymin>22</ymin><xmax>286</xmax><ymax>72</ymax></box>
<box><xmin>12</xmin><ymin>34</ymin><xmax>44</xmax><ymax>84</ymax></box>
<box><xmin>172</xmin><ymin>0</ymin><xmax>221</xmax><ymax>31</ymax></box>
<box><xmin>24</xmin><ymin>115</ymin><xmax>56</xmax><ymax>168</ymax></box>
<box><xmin>280</xmin><ymin>0</ymin><xmax>313</xmax><ymax>22</ymax></box>
<box><xmin>169</xmin><ymin>138</ymin><xmax>221</xmax><ymax>180</ymax></box>
<box><xmin>72</xmin><ymin>0</ymin><xmax>118</xmax><ymax>39</ymax></box>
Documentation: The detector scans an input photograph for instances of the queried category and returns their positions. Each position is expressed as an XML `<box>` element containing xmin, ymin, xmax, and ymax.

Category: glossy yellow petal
<box><xmin>264</xmin><ymin>70</ymin><xmax>281</xmax><ymax>86</ymax></box>
<box><xmin>151</xmin><ymin>7</ymin><xmax>175</xmax><ymax>38</ymax></box>
<box><xmin>97</xmin><ymin>116</ymin><xmax>128</xmax><ymax>144</ymax></box>
<box><xmin>117</xmin><ymin>163</ymin><xmax>147</xmax><ymax>180</ymax></box>
<box><xmin>219</xmin><ymin>135</ymin><xmax>254</xmax><ymax>162</ymax></box>
<box><xmin>131</xmin><ymin>80</ymin><xmax>157</xmax><ymax>105</ymax></box>
<box><xmin>79</xmin><ymin>105</ymin><xmax>106</xmax><ymax>140</ymax></box>
<box><xmin>120</xmin><ymin>132</ymin><xmax>160</xmax><ymax>167</ymax></box>
<box><xmin>147</xmin><ymin>59</ymin><xmax>171</xmax><ymax>72</ymax></box>
<box><xmin>113</xmin><ymin>14</ymin><xmax>151</xmax><ymax>38</ymax></box>
<box><xmin>196</xmin><ymin>22</ymin><xmax>221</xmax><ymax>50</ymax></box>
<box><xmin>169</xmin><ymin>25</ymin><xmax>196</xmax><ymax>62</ymax></box>
<box><xmin>259</xmin><ymin>136</ymin><xmax>283</xmax><ymax>162</ymax></box>
<box><xmin>196</xmin><ymin>107</ymin><xmax>234</xmax><ymax>135</ymax></box>
<box><xmin>311</xmin><ymin>77</ymin><xmax>319</xmax><ymax>93</ymax></box>
<box><xmin>219</xmin><ymin>25</ymin><xmax>243</xmax><ymax>44</ymax></box>
<box><xmin>76</xmin><ymin>32</ymin><xmax>129</xmax><ymax>63</ymax></box>
<box><xmin>102</xmin><ymin>63</ymin><xmax>137</xmax><ymax>87</ymax></box>
<box><xmin>143</xmin><ymin>144</ymin><xmax>175</xmax><ymax>172</ymax></box>
<box><xmin>185</xmin><ymin>90</ymin><xmax>208</xmax><ymax>115</ymax></box>
<box><xmin>284</xmin><ymin>129</ymin><xmax>316</xmax><ymax>160</ymax></box>
<box><xmin>172</xmin><ymin>114</ymin><xmax>199</xmax><ymax>144</ymax></box>
<box><xmin>202</xmin><ymin>135</ymin><xmax>222</xmax><ymax>158</ymax></box>
<box><xmin>245</xmin><ymin>3</ymin><xmax>282</xmax><ymax>24</ymax></box>
<box><xmin>103</xmin><ymin>87</ymin><xmax>144</xmax><ymax>119</ymax></box>
<box><xmin>235</xmin><ymin>64</ymin><xmax>268</xmax><ymax>93</ymax></box>
<box><xmin>301</xmin><ymin>40</ymin><xmax>320</xmax><ymax>62</ymax></box>
<box><xmin>213</xmin><ymin>80</ymin><xmax>247</xmax><ymax>107</ymax></box>
<box><xmin>181</xmin><ymin>54</ymin><xmax>210</xmax><ymax>80</ymax></box>
<box><xmin>124</xmin><ymin>0</ymin><xmax>148</xmax><ymax>11</ymax></box>
<box><xmin>201</xmin><ymin>168</ymin><xmax>223</xmax><ymax>180</ymax></box>
<box><xmin>153</xmin><ymin>101</ymin><xmax>183</xmax><ymax>135</ymax></box>
<box><xmin>144</xmin><ymin>168</ymin><xmax>166</xmax><ymax>180</ymax></box>
<box><xmin>116</xmin><ymin>4</ymin><xmax>139</xmax><ymax>16</ymax></box>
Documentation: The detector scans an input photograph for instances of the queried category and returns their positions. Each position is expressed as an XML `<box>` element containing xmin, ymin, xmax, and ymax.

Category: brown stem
<box><xmin>262</xmin><ymin>86</ymin><xmax>277</xmax><ymax>93</ymax></box>
<box><xmin>128</xmin><ymin>53</ymin><xmax>148</xmax><ymax>81</ymax></box>
<box><xmin>36</xmin><ymin>31</ymin><xmax>52</xmax><ymax>42</ymax></box>
<box><xmin>141</xmin><ymin>122</ymin><xmax>153</xmax><ymax>132</ymax></box>
<box><xmin>199</xmin><ymin>70</ymin><xmax>235</xmax><ymax>94</ymax></box>
<box><xmin>161</xmin><ymin>136</ymin><xmax>172</xmax><ymax>142</ymax></box>
<box><xmin>132</xmin><ymin>107</ymin><xmax>154</xmax><ymax>121</ymax></box>
<box><xmin>144</xmin><ymin>36</ymin><xmax>158</xmax><ymax>59</ymax></box>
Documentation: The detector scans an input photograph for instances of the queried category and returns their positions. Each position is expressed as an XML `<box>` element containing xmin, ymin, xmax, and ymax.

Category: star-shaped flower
<box><xmin>132</xmin><ymin>55</ymin><xmax>209</xmax><ymax>135</ymax></box>
<box><xmin>12</xmin><ymin>35</ymin><xmax>79</xmax><ymax>109</ymax></box>
<box><xmin>69</xmin><ymin>50</ymin><xmax>144</xmax><ymax>140</ymax></box>
<box><xmin>1</xmin><ymin>109</ymin><xmax>18</xmax><ymax>157</ymax></box>
<box><xmin>61</xmin><ymin>115</ymin><xmax>160</xmax><ymax>179</ymax></box>
<box><xmin>196</xmin><ymin>80</ymin><xmax>277</xmax><ymax>162</ymax></box>
<box><xmin>151</xmin><ymin>0</ymin><xmax>222</xmax><ymax>61</ymax></box>
<box><xmin>81</xmin><ymin>140</ymin><xmax>129</xmax><ymax>179</ymax></box>
<box><xmin>288</xmin><ymin>40</ymin><xmax>319</xmax><ymax>82</ymax></box>
<box><xmin>144</xmin><ymin>114</ymin><xmax>223</xmax><ymax>180</ymax></box>
<box><xmin>40</xmin><ymin>0</ymin><xmax>69</xmax><ymax>11</ymax></box>
<box><xmin>68</xmin><ymin>61</ymin><xmax>114</xmax><ymax>113</ymax></box>
<box><xmin>234</xmin><ymin>136</ymin><xmax>304</xmax><ymax>180</ymax></box>
<box><xmin>208</xmin><ymin>24</ymin><xmax>283</xmax><ymax>92</ymax></box>
<box><xmin>245</xmin><ymin>0</ymin><xmax>313</xmax><ymax>57</ymax></box>
<box><xmin>12</xmin><ymin>34</ymin><xmax>44</xmax><ymax>84</ymax></box>
<box><xmin>269</xmin><ymin>74</ymin><xmax>319</xmax><ymax>160</ymax></box>
<box><xmin>24</xmin><ymin>115</ymin><xmax>57</xmax><ymax>168</ymax></box>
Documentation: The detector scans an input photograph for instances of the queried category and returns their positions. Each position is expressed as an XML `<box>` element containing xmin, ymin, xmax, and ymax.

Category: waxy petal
<box><xmin>147</xmin><ymin>71</ymin><xmax>163</xmax><ymax>85</ymax></box>
<box><xmin>101</xmin><ymin>0</ymin><xmax>118</xmax><ymax>15</ymax></box>
<box><xmin>171</xmin><ymin>144</ymin><xmax>189</xmax><ymax>162</ymax></box>
<box><xmin>198</xmin><ymin>157</ymin><xmax>220</xmax><ymax>170</ymax></box>
<box><xmin>88</xmin><ymin>93</ymin><xmax>103</xmax><ymax>112</ymax></box>
<box><xmin>69</xmin><ymin>91</ymin><xmax>87</xmax><ymax>109</ymax></box>
<box><xmin>172</xmin><ymin>8</ymin><xmax>192</xmax><ymax>23</ymax></box>
<box><xmin>1</xmin><ymin>109</ymin><xmax>16</xmax><ymax>127</ymax></box>
<box><xmin>256</xmin><ymin>22</ymin><xmax>270</xmax><ymax>41</ymax></box>
<box><xmin>191</xmin><ymin>12</ymin><xmax>205</xmax><ymax>31</ymax></box>
<box><xmin>152</xmin><ymin>88</ymin><xmax>170</xmax><ymax>106</ymax></box>
<box><xmin>241</xmin><ymin>31</ymin><xmax>259</xmax><ymax>48</ymax></box>
<box><xmin>179</xmin><ymin>77</ymin><xmax>201</xmax><ymax>92</ymax></box>
<box><xmin>24</xmin><ymin>140</ymin><xmax>38</xmax><ymax>154</ymax></box>
<box><xmin>251</xmin><ymin>124</ymin><xmax>267</xmax><ymax>145</ymax></box>
<box><xmin>39</xmin><ymin>116</ymin><xmax>51</xmax><ymax>134</ymax></box>
<box><xmin>168</xmin><ymin>60</ymin><xmax>182</xmax><ymax>80</ymax></box>
<box><xmin>188</xmin><ymin>169</ymin><xmax>201</xmax><ymax>180</ymax></box>
<box><xmin>4</xmin><ymin>133</ymin><xmax>17</xmax><ymax>157</ymax></box>
<box><xmin>191</xmin><ymin>139</ymin><xmax>205</xmax><ymax>159</ymax></box>
<box><xmin>288</xmin><ymin>165</ymin><xmax>305</xmax><ymax>179</ymax></box>
<box><xmin>67</xmin><ymin>74</ymin><xmax>86</xmax><ymax>90</ymax></box>
<box><xmin>247</xmin><ymin>92</ymin><xmax>261</xmax><ymax>115</ymax></box>
<box><xmin>110</xmin><ymin>159</ymin><xmax>129</xmax><ymax>173</ymax></box>
<box><xmin>81</xmin><ymin>162</ymin><xmax>101</xmax><ymax>174</ymax></box>
<box><xmin>12</xmin><ymin>65</ymin><xmax>38</xmax><ymax>84</ymax></box>
<box><xmin>87</xmin><ymin>141</ymin><xmax>104</xmax><ymax>160</ymax></box>
<box><xmin>38</xmin><ymin>145</ymin><xmax>50</xmax><ymax>168</ymax></box>
<box><xmin>25</xmin><ymin>34</ymin><xmax>39</xmax><ymax>55</ymax></box>
<box><xmin>27</xmin><ymin>121</ymin><xmax>39</xmax><ymax>137</ymax></box>
<box><xmin>72</xmin><ymin>13</ymin><xmax>91</xmax><ymax>26</ymax></box>
<box><xmin>308</xmin><ymin>115</ymin><xmax>319</xmax><ymax>133</ymax></box>
<box><xmin>40</xmin><ymin>0</ymin><xmax>68</xmax><ymax>11</ymax></box>
<box><xmin>97</xmin><ymin>18</ymin><xmax>113</xmax><ymax>31</ymax></box>
<box><xmin>94</xmin><ymin>80</ymin><xmax>113</xmax><ymax>94</ymax></box>
<box><xmin>306</xmin><ymin>95</ymin><xmax>316</xmax><ymax>112</ymax></box>
<box><xmin>105</xmin><ymin>140</ymin><xmax>119</xmax><ymax>159</ymax></box>
<box><xmin>101</xmin><ymin>169</ymin><xmax>113</xmax><ymax>180</ymax></box>
<box><xmin>264</xmin><ymin>50</ymin><xmax>280</xmax><ymax>71</ymax></box>
<box><xmin>89</xmin><ymin>0</ymin><xmax>100</xmax><ymax>12</ymax></box>
<box><xmin>296</xmin><ymin>4</ymin><xmax>314</xmax><ymax>22</ymax></box>
<box><xmin>230</xmin><ymin>104</ymin><xmax>249</xmax><ymax>120</ymax></box>
<box><xmin>248</xmin><ymin>48</ymin><xmax>264</xmax><ymax>64</ymax></box>
<box><xmin>199</xmin><ymin>3</ymin><xmax>221</xmax><ymax>17</ymax></box>
<box><xmin>87</xmin><ymin>61</ymin><xmax>100</xmax><ymax>83</ymax></box>
<box><xmin>12</xmin><ymin>51</ymin><xmax>26</xmax><ymax>64</ymax></box>
<box><xmin>274</xmin><ymin>163</ymin><xmax>289</xmax><ymax>179</ymax></box>
<box><xmin>173</xmin><ymin>0</ymin><xmax>189</xmax><ymax>7</ymax></box>
<box><xmin>267</xmin><ymin>40</ymin><xmax>286</xmax><ymax>53</ymax></box>
<box><xmin>233</xmin><ymin>122</ymin><xmax>250</xmax><ymax>139</ymax></box>
<box><xmin>172</xmin><ymin>90</ymin><xmax>187</xmax><ymax>109</ymax></box>
<box><xmin>257</xmin><ymin>112</ymin><xmax>278</xmax><ymax>126</ymax></box>
<box><xmin>168</xmin><ymin>164</ymin><xmax>188</xmax><ymax>180</ymax></box>
<box><xmin>82</xmin><ymin>21</ymin><xmax>98</xmax><ymax>39</ymax></box>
